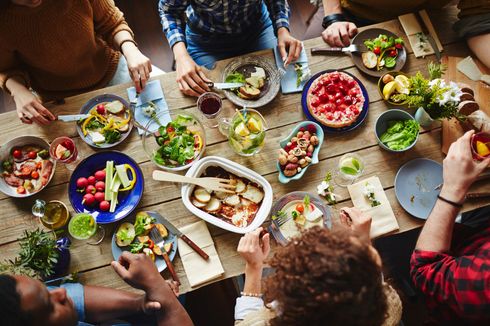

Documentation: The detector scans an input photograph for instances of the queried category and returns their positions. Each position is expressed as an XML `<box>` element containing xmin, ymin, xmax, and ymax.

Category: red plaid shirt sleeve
<box><xmin>410</xmin><ymin>249</ymin><xmax>490</xmax><ymax>322</ymax></box>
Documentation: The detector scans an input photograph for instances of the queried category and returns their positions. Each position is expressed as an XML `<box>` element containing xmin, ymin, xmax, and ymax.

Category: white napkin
<box><xmin>347</xmin><ymin>176</ymin><xmax>399</xmax><ymax>238</ymax></box>
<box><xmin>273</xmin><ymin>43</ymin><xmax>310</xmax><ymax>94</ymax></box>
<box><xmin>178</xmin><ymin>221</ymin><xmax>224</xmax><ymax>288</ymax></box>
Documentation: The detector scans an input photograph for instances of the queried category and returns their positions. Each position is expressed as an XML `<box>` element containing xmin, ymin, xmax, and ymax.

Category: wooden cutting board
<box><xmin>441</xmin><ymin>56</ymin><xmax>490</xmax><ymax>154</ymax></box>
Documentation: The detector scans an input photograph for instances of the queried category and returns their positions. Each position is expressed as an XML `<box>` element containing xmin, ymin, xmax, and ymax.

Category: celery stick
<box><xmin>104</xmin><ymin>161</ymin><xmax>114</xmax><ymax>201</ymax></box>
<box><xmin>110</xmin><ymin>191</ymin><xmax>118</xmax><ymax>212</ymax></box>
<box><xmin>111</xmin><ymin>175</ymin><xmax>121</xmax><ymax>193</ymax></box>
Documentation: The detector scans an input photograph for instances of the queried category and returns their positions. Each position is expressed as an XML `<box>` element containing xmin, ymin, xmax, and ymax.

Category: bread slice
<box><xmin>458</xmin><ymin>100</ymin><xmax>480</xmax><ymax>116</ymax></box>
<box><xmin>194</xmin><ymin>187</ymin><xmax>211</xmax><ymax>203</ymax></box>
<box><xmin>192</xmin><ymin>196</ymin><xmax>207</xmax><ymax>208</ymax></box>
<box><xmin>105</xmin><ymin>100</ymin><xmax>125</xmax><ymax>114</ymax></box>
<box><xmin>241</xmin><ymin>185</ymin><xmax>264</xmax><ymax>204</ymax></box>
<box><xmin>239</xmin><ymin>85</ymin><xmax>260</xmax><ymax>99</ymax></box>
<box><xmin>362</xmin><ymin>51</ymin><xmax>377</xmax><ymax>69</ymax></box>
<box><xmin>204</xmin><ymin>197</ymin><xmax>222</xmax><ymax>212</ymax></box>
<box><xmin>224</xmin><ymin>194</ymin><xmax>240</xmax><ymax>206</ymax></box>
<box><xmin>459</xmin><ymin>92</ymin><xmax>475</xmax><ymax>102</ymax></box>
<box><xmin>467</xmin><ymin>110</ymin><xmax>490</xmax><ymax>132</ymax></box>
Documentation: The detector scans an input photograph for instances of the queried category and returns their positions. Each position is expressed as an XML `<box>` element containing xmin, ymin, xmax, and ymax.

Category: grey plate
<box><xmin>394</xmin><ymin>158</ymin><xmax>443</xmax><ymax>219</ymax></box>
<box><xmin>111</xmin><ymin>213</ymin><xmax>178</xmax><ymax>272</ymax></box>
<box><xmin>77</xmin><ymin>94</ymin><xmax>133</xmax><ymax>149</ymax></box>
<box><xmin>222</xmin><ymin>56</ymin><xmax>280</xmax><ymax>108</ymax></box>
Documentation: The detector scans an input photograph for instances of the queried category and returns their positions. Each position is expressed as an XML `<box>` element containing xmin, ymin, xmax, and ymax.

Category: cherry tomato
<box><xmin>27</xmin><ymin>151</ymin><xmax>37</xmax><ymax>159</ymax></box>
<box><xmin>16</xmin><ymin>186</ymin><xmax>26</xmax><ymax>194</ymax></box>
<box><xmin>31</xmin><ymin>171</ymin><xmax>39</xmax><ymax>179</ymax></box>
<box><xmin>295</xmin><ymin>203</ymin><xmax>304</xmax><ymax>213</ymax></box>
<box><xmin>389</xmin><ymin>50</ymin><xmax>397</xmax><ymax>57</ymax></box>
<box><xmin>82</xmin><ymin>193</ymin><xmax>95</xmax><ymax>206</ymax></box>
<box><xmin>148</xmin><ymin>239</ymin><xmax>155</xmax><ymax>249</ymax></box>
<box><xmin>36</xmin><ymin>162</ymin><xmax>43</xmax><ymax>169</ymax></box>
<box><xmin>373</xmin><ymin>47</ymin><xmax>381</xmax><ymax>55</ymax></box>
<box><xmin>76</xmin><ymin>177</ymin><xmax>88</xmax><ymax>189</ymax></box>
<box><xmin>395</xmin><ymin>43</ymin><xmax>403</xmax><ymax>50</ymax></box>
<box><xmin>99</xmin><ymin>200</ymin><xmax>110</xmax><ymax>211</ymax></box>
<box><xmin>96</xmin><ymin>104</ymin><xmax>105</xmax><ymax>115</ymax></box>
<box><xmin>167</xmin><ymin>126</ymin><xmax>175</xmax><ymax>133</ymax></box>
<box><xmin>12</xmin><ymin>149</ymin><xmax>22</xmax><ymax>159</ymax></box>
<box><xmin>87</xmin><ymin>176</ymin><xmax>96</xmax><ymax>185</ymax></box>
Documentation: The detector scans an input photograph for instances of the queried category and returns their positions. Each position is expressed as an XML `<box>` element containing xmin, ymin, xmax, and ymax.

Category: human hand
<box><xmin>277</xmin><ymin>27</ymin><xmax>302</xmax><ymax>67</ymax></box>
<box><xmin>122</xmin><ymin>43</ymin><xmax>152</xmax><ymax>93</ymax></box>
<box><xmin>340</xmin><ymin>207</ymin><xmax>372</xmax><ymax>244</ymax></box>
<box><xmin>11</xmin><ymin>86</ymin><xmax>55</xmax><ymax>125</ymax></box>
<box><xmin>440</xmin><ymin>130</ymin><xmax>490</xmax><ymax>202</ymax></box>
<box><xmin>237</xmin><ymin>227</ymin><xmax>270</xmax><ymax>270</ymax></box>
<box><xmin>322</xmin><ymin>21</ymin><xmax>358</xmax><ymax>47</ymax></box>
<box><xmin>175</xmin><ymin>53</ymin><xmax>211</xmax><ymax>97</ymax></box>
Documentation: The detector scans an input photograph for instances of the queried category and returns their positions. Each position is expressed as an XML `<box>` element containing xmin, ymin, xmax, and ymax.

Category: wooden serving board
<box><xmin>441</xmin><ymin>56</ymin><xmax>490</xmax><ymax>154</ymax></box>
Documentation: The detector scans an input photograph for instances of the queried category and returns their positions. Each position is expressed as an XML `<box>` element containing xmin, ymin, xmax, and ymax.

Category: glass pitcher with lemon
<box><xmin>218</xmin><ymin>108</ymin><xmax>268</xmax><ymax>156</ymax></box>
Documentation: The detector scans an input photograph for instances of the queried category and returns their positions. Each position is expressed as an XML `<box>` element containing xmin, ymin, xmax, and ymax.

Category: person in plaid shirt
<box><xmin>159</xmin><ymin>0</ymin><xmax>302</xmax><ymax>97</ymax></box>
<box><xmin>411</xmin><ymin>130</ymin><xmax>490</xmax><ymax>325</ymax></box>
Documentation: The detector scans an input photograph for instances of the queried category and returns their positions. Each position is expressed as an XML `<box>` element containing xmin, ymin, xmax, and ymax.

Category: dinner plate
<box><xmin>301</xmin><ymin>70</ymin><xmax>369</xmax><ymax>133</ymax></box>
<box><xmin>111</xmin><ymin>211</ymin><xmax>178</xmax><ymax>272</ymax></box>
<box><xmin>394</xmin><ymin>158</ymin><xmax>443</xmax><ymax>219</ymax></box>
<box><xmin>221</xmin><ymin>55</ymin><xmax>281</xmax><ymax>109</ymax></box>
<box><xmin>350</xmin><ymin>28</ymin><xmax>407</xmax><ymax>78</ymax></box>
<box><xmin>68</xmin><ymin>151</ymin><xmax>144</xmax><ymax>224</ymax></box>
<box><xmin>76</xmin><ymin>94</ymin><xmax>133</xmax><ymax>148</ymax></box>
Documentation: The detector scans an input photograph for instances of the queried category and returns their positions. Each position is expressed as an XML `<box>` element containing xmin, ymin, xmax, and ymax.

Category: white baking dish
<box><xmin>182</xmin><ymin>156</ymin><xmax>273</xmax><ymax>234</ymax></box>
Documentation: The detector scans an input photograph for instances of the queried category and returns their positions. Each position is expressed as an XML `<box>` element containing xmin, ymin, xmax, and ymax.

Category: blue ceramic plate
<box><xmin>277</xmin><ymin>121</ymin><xmax>324</xmax><ymax>183</ymax></box>
<box><xmin>394</xmin><ymin>158</ymin><xmax>443</xmax><ymax>219</ymax></box>
<box><xmin>68</xmin><ymin>151</ymin><xmax>144</xmax><ymax>224</ymax></box>
<box><xmin>76</xmin><ymin>94</ymin><xmax>133</xmax><ymax>148</ymax></box>
<box><xmin>301</xmin><ymin>70</ymin><xmax>369</xmax><ymax>133</ymax></box>
<box><xmin>111</xmin><ymin>211</ymin><xmax>178</xmax><ymax>272</ymax></box>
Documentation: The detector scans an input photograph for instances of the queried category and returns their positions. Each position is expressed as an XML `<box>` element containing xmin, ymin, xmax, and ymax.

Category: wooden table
<box><xmin>1</xmin><ymin>16</ymin><xmax>488</xmax><ymax>295</ymax></box>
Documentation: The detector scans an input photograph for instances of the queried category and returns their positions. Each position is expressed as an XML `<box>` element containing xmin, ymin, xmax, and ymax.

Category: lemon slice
<box><xmin>235</xmin><ymin>122</ymin><xmax>250</xmax><ymax>137</ymax></box>
<box><xmin>476</xmin><ymin>141</ymin><xmax>490</xmax><ymax>157</ymax></box>
<box><xmin>394</xmin><ymin>75</ymin><xmax>410</xmax><ymax>94</ymax></box>
<box><xmin>395</xmin><ymin>75</ymin><xmax>410</xmax><ymax>87</ymax></box>
<box><xmin>382</xmin><ymin>81</ymin><xmax>397</xmax><ymax>100</ymax></box>
<box><xmin>247</xmin><ymin>117</ymin><xmax>262</xmax><ymax>133</ymax></box>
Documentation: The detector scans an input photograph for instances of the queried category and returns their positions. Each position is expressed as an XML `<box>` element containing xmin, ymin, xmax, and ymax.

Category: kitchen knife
<box><xmin>414</xmin><ymin>11</ymin><xmax>441</xmax><ymax>62</ymax></box>
<box><xmin>147</xmin><ymin>211</ymin><xmax>210</xmax><ymax>260</ymax></box>
<box><xmin>57</xmin><ymin>114</ymin><xmax>90</xmax><ymax>122</ymax></box>
<box><xmin>206</xmin><ymin>82</ymin><xmax>245</xmax><ymax>90</ymax></box>
<box><xmin>311</xmin><ymin>44</ymin><xmax>366</xmax><ymax>55</ymax></box>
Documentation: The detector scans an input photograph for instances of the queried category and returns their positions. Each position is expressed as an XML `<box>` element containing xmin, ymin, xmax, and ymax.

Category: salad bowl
<box><xmin>375</xmin><ymin>109</ymin><xmax>419</xmax><ymax>152</ymax></box>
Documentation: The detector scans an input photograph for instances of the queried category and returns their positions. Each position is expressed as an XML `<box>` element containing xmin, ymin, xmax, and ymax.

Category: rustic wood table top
<box><xmin>0</xmin><ymin>16</ymin><xmax>488</xmax><ymax>295</ymax></box>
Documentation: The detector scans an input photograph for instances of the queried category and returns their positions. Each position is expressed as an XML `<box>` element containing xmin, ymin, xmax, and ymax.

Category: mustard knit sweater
<box><xmin>0</xmin><ymin>0</ymin><xmax>133</xmax><ymax>100</ymax></box>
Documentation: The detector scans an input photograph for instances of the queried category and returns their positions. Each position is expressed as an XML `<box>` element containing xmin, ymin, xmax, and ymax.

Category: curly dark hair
<box><xmin>264</xmin><ymin>226</ymin><xmax>387</xmax><ymax>326</ymax></box>
<box><xmin>0</xmin><ymin>275</ymin><xmax>31</xmax><ymax>326</ymax></box>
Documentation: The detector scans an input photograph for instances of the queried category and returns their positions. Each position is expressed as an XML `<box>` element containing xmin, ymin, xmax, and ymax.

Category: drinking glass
<box><xmin>68</xmin><ymin>213</ymin><xmax>105</xmax><ymax>245</ymax></box>
<box><xmin>334</xmin><ymin>153</ymin><xmax>365</xmax><ymax>187</ymax></box>
<box><xmin>49</xmin><ymin>136</ymin><xmax>82</xmax><ymax>171</ymax></box>
<box><xmin>471</xmin><ymin>132</ymin><xmax>490</xmax><ymax>161</ymax></box>
<box><xmin>197</xmin><ymin>92</ymin><xmax>223</xmax><ymax>128</ymax></box>
<box><xmin>32</xmin><ymin>199</ymin><xmax>70</xmax><ymax>230</ymax></box>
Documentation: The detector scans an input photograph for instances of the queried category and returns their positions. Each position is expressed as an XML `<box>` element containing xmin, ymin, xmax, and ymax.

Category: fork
<box><xmin>149</xmin><ymin>227</ymin><xmax>180</xmax><ymax>285</ymax></box>
<box><xmin>311</xmin><ymin>44</ymin><xmax>366</xmax><ymax>55</ymax></box>
<box><xmin>272</xmin><ymin>211</ymin><xmax>291</xmax><ymax>227</ymax></box>
<box><xmin>152</xmin><ymin>170</ymin><xmax>236</xmax><ymax>193</ymax></box>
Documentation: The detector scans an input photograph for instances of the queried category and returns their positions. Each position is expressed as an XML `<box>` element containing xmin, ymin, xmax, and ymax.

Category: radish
<box><xmin>95</xmin><ymin>181</ymin><xmax>105</xmax><ymax>192</ymax></box>
<box><xmin>82</xmin><ymin>193</ymin><xmax>95</xmax><ymax>206</ymax></box>
<box><xmin>94</xmin><ymin>170</ymin><xmax>106</xmax><ymax>181</ymax></box>
<box><xmin>76</xmin><ymin>177</ymin><xmax>88</xmax><ymax>189</ymax></box>
<box><xmin>96</xmin><ymin>104</ymin><xmax>105</xmax><ymax>114</ymax></box>
<box><xmin>99</xmin><ymin>200</ymin><xmax>110</xmax><ymax>211</ymax></box>
<box><xmin>87</xmin><ymin>176</ymin><xmax>96</xmax><ymax>185</ymax></box>
<box><xmin>86</xmin><ymin>185</ymin><xmax>96</xmax><ymax>194</ymax></box>
<box><xmin>94</xmin><ymin>192</ymin><xmax>105</xmax><ymax>202</ymax></box>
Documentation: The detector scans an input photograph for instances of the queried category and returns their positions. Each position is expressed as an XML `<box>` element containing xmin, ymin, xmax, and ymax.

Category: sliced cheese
<box><xmin>89</xmin><ymin>131</ymin><xmax>105</xmax><ymax>144</ymax></box>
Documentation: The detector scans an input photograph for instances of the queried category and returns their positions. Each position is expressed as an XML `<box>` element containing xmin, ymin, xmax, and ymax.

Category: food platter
<box><xmin>301</xmin><ymin>70</ymin><xmax>369</xmax><ymax>133</ymax></box>
<box><xmin>111</xmin><ymin>211</ymin><xmax>178</xmax><ymax>272</ymax></box>
<box><xmin>77</xmin><ymin>94</ymin><xmax>133</xmax><ymax>148</ymax></box>
<box><xmin>394</xmin><ymin>158</ymin><xmax>443</xmax><ymax>219</ymax></box>
<box><xmin>351</xmin><ymin>28</ymin><xmax>407</xmax><ymax>78</ymax></box>
<box><xmin>0</xmin><ymin>136</ymin><xmax>56</xmax><ymax>198</ymax></box>
<box><xmin>222</xmin><ymin>55</ymin><xmax>280</xmax><ymax>108</ymax></box>
<box><xmin>68</xmin><ymin>151</ymin><xmax>144</xmax><ymax>224</ymax></box>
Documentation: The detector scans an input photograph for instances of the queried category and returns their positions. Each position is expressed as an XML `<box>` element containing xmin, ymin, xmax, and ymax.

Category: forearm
<box><xmin>467</xmin><ymin>33</ymin><xmax>490</xmax><ymax>68</ymax></box>
<box><xmin>415</xmin><ymin>186</ymin><xmax>465</xmax><ymax>252</ymax></box>
<box><xmin>243</xmin><ymin>264</ymin><xmax>263</xmax><ymax>294</ymax></box>
<box><xmin>173</xmin><ymin>42</ymin><xmax>190</xmax><ymax>61</ymax></box>
<box><xmin>322</xmin><ymin>0</ymin><xmax>342</xmax><ymax>14</ymax></box>
<box><xmin>145</xmin><ymin>283</ymin><xmax>193</xmax><ymax>326</ymax></box>
<box><xmin>5</xmin><ymin>76</ymin><xmax>30</xmax><ymax>98</ymax></box>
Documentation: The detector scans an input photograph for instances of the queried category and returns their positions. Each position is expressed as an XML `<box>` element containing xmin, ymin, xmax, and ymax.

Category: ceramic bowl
<box><xmin>377</xmin><ymin>71</ymin><xmax>409</xmax><ymax>106</ymax></box>
<box><xmin>375</xmin><ymin>109</ymin><xmax>419</xmax><ymax>152</ymax></box>
<box><xmin>277</xmin><ymin>121</ymin><xmax>324</xmax><ymax>183</ymax></box>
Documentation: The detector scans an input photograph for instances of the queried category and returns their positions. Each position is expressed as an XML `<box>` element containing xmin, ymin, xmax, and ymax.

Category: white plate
<box><xmin>182</xmin><ymin>156</ymin><xmax>273</xmax><ymax>233</ymax></box>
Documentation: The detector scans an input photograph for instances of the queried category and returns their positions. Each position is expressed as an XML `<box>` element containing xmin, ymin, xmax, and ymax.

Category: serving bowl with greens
<box><xmin>375</xmin><ymin>109</ymin><xmax>419</xmax><ymax>152</ymax></box>
<box><xmin>141</xmin><ymin>110</ymin><xmax>206</xmax><ymax>171</ymax></box>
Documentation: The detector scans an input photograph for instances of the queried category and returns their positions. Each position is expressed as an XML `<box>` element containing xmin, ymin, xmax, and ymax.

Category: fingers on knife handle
<box><xmin>163</xmin><ymin>252</ymin><xmax>180</xmax><ymax>285</ymax></box>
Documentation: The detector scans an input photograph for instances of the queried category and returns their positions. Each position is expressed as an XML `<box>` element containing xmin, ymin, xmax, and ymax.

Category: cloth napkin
<box><xmin>273</xmin><ymin>43</ymin><xmax>310</xmax><ymax>94</ymax></box>
<box><xmin>398</xmin><ymin>10</ymin><xmax>443</xmax><ymax>58</ymax></box>
<box><xmin>127</xmin><ymin>80</ymin><xmax>171</xmax><ymax>134</ymax></box>
<box><xmin>347</xmin><ymin>176</ymin><xmax>399</xmax><ymax>239</ymax></box>
<box><xmin>178</xmin><ymin>221</ymin><xmax>224</xmax><ymax>288</ymax></box>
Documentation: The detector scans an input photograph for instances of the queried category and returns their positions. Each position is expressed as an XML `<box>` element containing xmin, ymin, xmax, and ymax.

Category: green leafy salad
<box><xmin>380</xmin><ymin>120</ymin><xmax>419</xmax><ymax>150</ymax></box>
<box><xmin>153</xmin><ymin>115</ymin><xmax>203</xmax><ymax>167</ymax></box>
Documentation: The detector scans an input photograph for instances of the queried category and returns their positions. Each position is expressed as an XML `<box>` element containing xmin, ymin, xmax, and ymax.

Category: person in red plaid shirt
<box><xmin>410</xmin><ymin>130</ymin><xmax>490</xmax><ymax>325</ymax></box>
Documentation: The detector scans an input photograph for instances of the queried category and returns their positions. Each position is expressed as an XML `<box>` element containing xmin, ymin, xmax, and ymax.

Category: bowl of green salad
<box><xmin>375</xmin><ymin>109</ymin><xmax>419</xmax><ymax>152</ymax></box>
<box><xmin>141</xmin><ymin>110</ymin><xmax>206</xmax><ymax>171</ymax></box>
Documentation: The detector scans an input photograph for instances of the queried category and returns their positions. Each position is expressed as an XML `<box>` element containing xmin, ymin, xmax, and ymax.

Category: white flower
<box><xmin>142</xmin><ymin>104</ymin><xmax>156</xmax><ymax>118</ymax></box>
<box><xmin>317</xmin><ymin>181</ymin><xmax>329</xmax><ymax>197</ymax></box>
<box><xmin>429</xmin><ymin>79</ymin><xmax>462</xmax><ymax>106</ymax></box>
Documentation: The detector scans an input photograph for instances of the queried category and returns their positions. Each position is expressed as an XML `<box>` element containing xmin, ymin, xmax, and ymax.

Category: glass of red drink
<box><xmin>197</xmin><ymin>92</ymin><xmax>222</xmax><ymax>128</ymax></box>
<box><xmin>49</xmin><ymin>137</ymin><xmax>81</xmax><ymax>170</ymax></box>
<box><xmin>471</xmin><ymin>132</ymin><xmax>490</xmax><ymax>161</ymax></box>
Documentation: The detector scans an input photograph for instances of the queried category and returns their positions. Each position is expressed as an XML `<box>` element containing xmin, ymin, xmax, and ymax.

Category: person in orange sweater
<box><xmin>0</xmin><ymin>0</ymin><xmax>152</xmax><ymax>125</ymax></box>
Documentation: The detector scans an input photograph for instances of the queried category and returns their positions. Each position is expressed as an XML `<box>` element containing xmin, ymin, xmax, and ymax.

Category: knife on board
<box><xmin>147</xmin><ymin>211</ymin><xmax>210</xmax><ymax>261</ymax></box>
<box><xmin>414</xmin><ymin>11</ymin><xmax>441</xmax><ymax>62</ymax></box>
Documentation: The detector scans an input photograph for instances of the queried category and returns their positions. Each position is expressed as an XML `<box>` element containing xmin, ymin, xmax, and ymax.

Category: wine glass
<box><xmin>49</xmin><ymin>136</ymin><xmax>82</xmax><ymax>171</ymax></box>
<box><xmin>68</xmin><ymin>213</ymin><xmax>105</xmax><ymax>245</ymax></box>
<box><xmin>197</xmin><ymin>92</ymin><xmax>223</xmax><ymax>128</ymax></box>
<box><xmin>334</xmin><ymin>153</ymin><xmax>365</xmax><ymax>187</ymax></box>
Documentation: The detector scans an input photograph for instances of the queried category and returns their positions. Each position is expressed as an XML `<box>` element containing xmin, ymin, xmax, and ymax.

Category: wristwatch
<box><xmin>322</xmin><ymin>13</ymin><xmax>346</xmax><ymax>29</ymax></box>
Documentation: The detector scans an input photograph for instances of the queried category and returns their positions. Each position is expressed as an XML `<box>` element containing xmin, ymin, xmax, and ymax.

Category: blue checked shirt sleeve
<box><xmin>158</xmin><ymin>0</ymin><xmax>190</xmax><ymax>48</ymax></box>
<box><xmin>264</xmin><ymin>0</ymin><xmax>290</xmax><ymax>32</ymax></box>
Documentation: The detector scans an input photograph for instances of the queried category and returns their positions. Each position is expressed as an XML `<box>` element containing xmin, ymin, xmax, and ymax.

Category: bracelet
<box><xmin>322</xmin><ymin>13</ymin><xmax>346</xmax><ymax>29</ymax></box>
<box><xmin>241</xmin><ymin>291</ymin><xmax>263</xmax><ymax>298</ymax></box>
<box><xmin>119</xmin><ymin>39</ymin><xmax>138</xmax><ymax>54</ymax></box>
<box><xmin>437</xmin><ymin>195</ymin><xmax>463</xmax><ymax>208</ymax></box>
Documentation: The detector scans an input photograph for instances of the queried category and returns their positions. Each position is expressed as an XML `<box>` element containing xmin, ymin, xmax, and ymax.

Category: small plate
<box><xmin>77</xmin><ymin>94</ymin><xmax>133</xmax><ymax>148</ymax></box>
<box><xmin>68</xmin><ymin>151</ymin><xmax>144</xmax><ymax>224</ymax></box>
<box><xmin>222</xmin><ymin>56</ymin><xmax>280</xmax><ymax>108</ymax></box>
<box><xmin>301</xmin><ymin>70</ymin><xmax>369</xmax><ymax>133</ymax></box>
<box><xmin>394</xmin><ymin>158</ymin><xmax>443</xmax><ymax>219</ymax></box>
<box><xmin>111</xmin><ymin>211</ymin><xmax>178</xmax><ymax>272</ymax></box>
<box><xmin>351</xmin><ymin>28</ymin><xmax>407</xmax><ymax>78</ymax></box>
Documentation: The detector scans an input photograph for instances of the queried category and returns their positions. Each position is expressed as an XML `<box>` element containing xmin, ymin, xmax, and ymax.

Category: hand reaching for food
<box><xmin>10</xmin><ymin>84</ymin><xmax>56</xmax><ymax>125</ymax></box>
<box><xmin>174</xmin><ymin>43</ymin><xmax>211</xmax><ymax>97</ymax></box>
<box><xmin>277</xmin><ymin>27</ymin><xmax>302</xmax><ymax>67</ymax></box>
<box><xmin>237</xmin><ymin>227</ymin><xmax>270</xmax><ymax>269</ymax></box>
<box><xmin>121</xmin><ymin>43</ymin><xmax>152</xmax><ymax>93</ymax></box>
<box><xmin>322</xmin><ymin>21</ymin><xmax>358</xmax><ymax>47</ymax></box>
<box><xmin>340</xmin><ymin>207</ymin><xmax>372</xmax><ymax>244</ymax></box>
